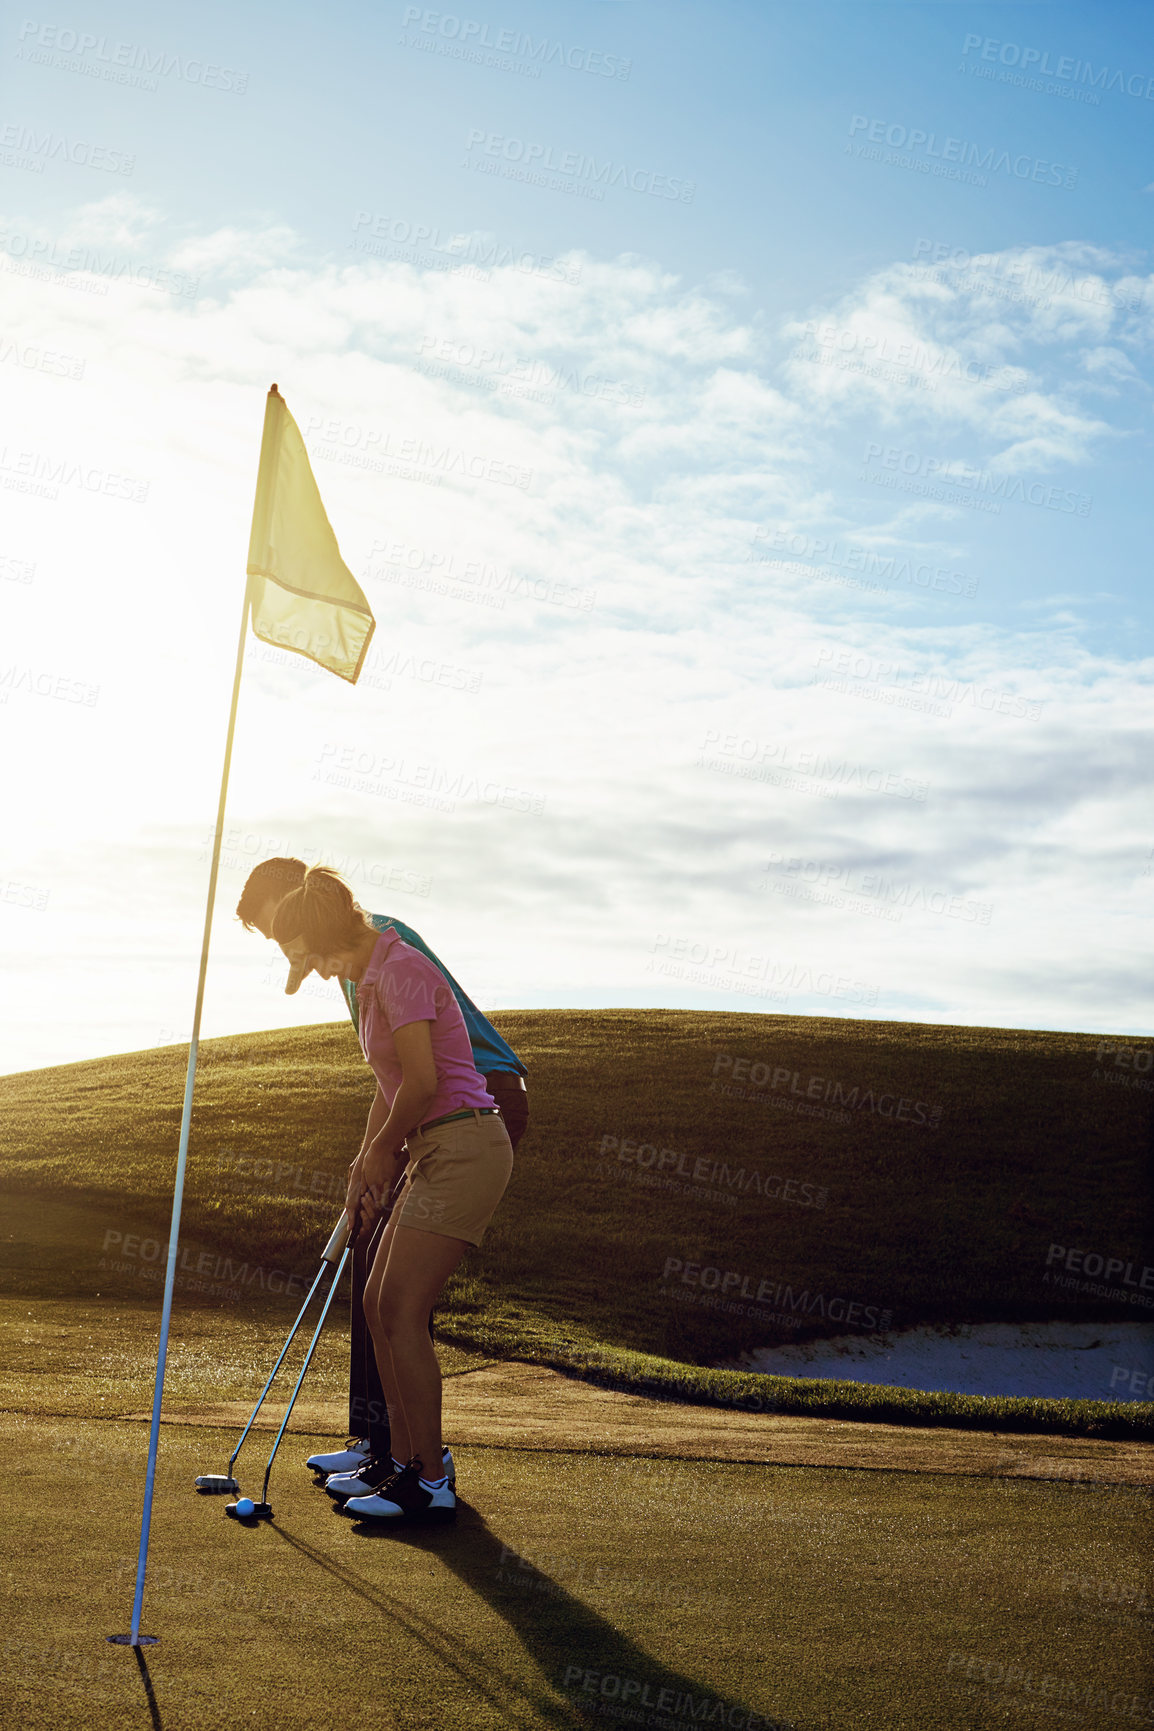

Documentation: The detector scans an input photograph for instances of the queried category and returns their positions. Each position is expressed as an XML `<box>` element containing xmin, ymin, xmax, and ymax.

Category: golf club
<box><xmin>226</xmin><ymin>1233</ymin><xmax>354</xmax><ymax>1521</ymax></box>
<box><xmin>196</xmin><ymin>1213</ymin><xmax>350</xmax><ymax>1494</ymax></box>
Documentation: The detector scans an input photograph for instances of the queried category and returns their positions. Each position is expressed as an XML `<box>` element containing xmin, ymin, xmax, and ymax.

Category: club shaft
<box><xmin>228</xmin><ymin>1256</ymin><xmax>332</xmax><ymax>1473</ymax></box>
<box><xmin>261</xmin><ymin>1245</ymin><xmax>351</xmax><ymax>1504</ymax></box>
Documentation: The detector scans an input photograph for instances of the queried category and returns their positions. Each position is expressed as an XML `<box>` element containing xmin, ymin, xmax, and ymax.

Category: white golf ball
<box><xmin>235</xmin><ymin>1497</ymin><xmax>255</xmax><ymax>1517</ymax></box>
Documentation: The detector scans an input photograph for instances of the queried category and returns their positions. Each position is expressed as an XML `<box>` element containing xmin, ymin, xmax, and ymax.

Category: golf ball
<box><xmin>235</xmin><ymin>1497</ymin><xmax>255</xmax><ymax>1517</ymax></box>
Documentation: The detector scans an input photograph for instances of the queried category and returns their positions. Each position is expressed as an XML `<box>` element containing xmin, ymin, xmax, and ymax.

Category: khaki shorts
<box><xmin>395</xmin><ymin>1110</ymin><xmax>514</xmax><ymax>1247</ymax></box>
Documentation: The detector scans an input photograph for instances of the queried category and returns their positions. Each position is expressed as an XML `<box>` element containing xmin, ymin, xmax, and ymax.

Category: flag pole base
<box><xmin>106</xmin><ymin>1634</ymin><xmax>160</xmax><ymax>1646</ymax></box>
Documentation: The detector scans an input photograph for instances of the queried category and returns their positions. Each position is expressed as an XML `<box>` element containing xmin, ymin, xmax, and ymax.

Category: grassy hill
<box><xmin>2</xmin><ymin>1009</ymin><xmax>1151</xmax><ymax>1437</ymax></box>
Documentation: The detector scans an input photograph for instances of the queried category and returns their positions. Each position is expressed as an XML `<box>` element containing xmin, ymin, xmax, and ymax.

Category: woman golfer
<box><xmin>272</xmin><ymin>866</ymin><xmax>513</xmax><ymax>1521</ymax></box>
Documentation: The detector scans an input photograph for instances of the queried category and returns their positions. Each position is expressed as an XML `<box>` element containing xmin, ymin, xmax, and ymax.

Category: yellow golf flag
<box><xmin>246</xmin><ymin>384</ymin><xmax>375</xmax><ymax>683</ymax></box>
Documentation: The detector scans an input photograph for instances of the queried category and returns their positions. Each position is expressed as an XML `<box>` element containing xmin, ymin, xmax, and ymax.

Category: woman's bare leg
<box><xmin>363</xmin><ymin>1220</ymin><xmax>468</xmax><ymax>1475</ymax></box>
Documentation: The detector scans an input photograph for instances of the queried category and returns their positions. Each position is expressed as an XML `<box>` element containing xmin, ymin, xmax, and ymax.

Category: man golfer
<box><xmin>236</xmin><ymin>857</ymin><xmax>528</xmax><ymax>1494</ymax></box>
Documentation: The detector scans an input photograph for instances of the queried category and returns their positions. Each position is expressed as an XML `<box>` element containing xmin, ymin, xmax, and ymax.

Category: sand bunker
<box><xmin>733</xmin><ymin>1321</ymin><xmax>1154</xmax><ymax>1401</ymax></box>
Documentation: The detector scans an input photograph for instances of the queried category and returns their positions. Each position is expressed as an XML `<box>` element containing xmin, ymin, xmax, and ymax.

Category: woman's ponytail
<box><xmin>272</xmin><ymin>865</ymin><xmax>370</xmax><ymax>951</ymax></box>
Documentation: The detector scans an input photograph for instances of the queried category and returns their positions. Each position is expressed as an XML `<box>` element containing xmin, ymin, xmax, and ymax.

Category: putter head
<box><xmin>224</xmin><ymin>1501</ymin><xmax>273</xmax><ymax>1521</ymax></box>
<box><xmin>195</xmin><ymin>1474</ymin><xmax>240</xmax><ymax>1494</ymax></box>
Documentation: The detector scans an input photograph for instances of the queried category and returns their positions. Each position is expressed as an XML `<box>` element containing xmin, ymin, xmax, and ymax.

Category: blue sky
<box><xmin>2</xmin><ymin>1</ymin><xmax>1152</xmax><ymax>1071</ymax></box>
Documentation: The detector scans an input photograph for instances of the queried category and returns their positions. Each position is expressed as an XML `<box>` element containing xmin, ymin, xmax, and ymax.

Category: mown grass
<box><xmin>2</xmin><ymin>1009</ymin><xmax>1151</xmax><ymax>1438</ymax></box>
<box><xmin>7</xmin><ymin>1411</ymin><xmax>1151</xmax><ymax>1731</ymax></box>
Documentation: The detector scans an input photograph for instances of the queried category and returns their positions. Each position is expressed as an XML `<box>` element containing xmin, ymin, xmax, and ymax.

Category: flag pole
<box><xmin>108</xmin><ymin>575</ymin><xmax>254</xmax><ymax>1648</ymax></box>
<box><xmin>110</xmin><ymin>377</ymin><xmax>373</xmax><ymax>1643</ymax></box>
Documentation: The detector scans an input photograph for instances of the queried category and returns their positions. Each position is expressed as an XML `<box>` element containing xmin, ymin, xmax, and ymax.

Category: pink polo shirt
<box><xmin>355</xmin><ymin>927</ymin><xmax>495</xmax><ymax>1124</ymax></box>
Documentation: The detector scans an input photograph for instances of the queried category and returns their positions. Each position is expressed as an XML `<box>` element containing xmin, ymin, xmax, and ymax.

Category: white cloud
<box><xmin>1081</xmin><ymin>344</ymin><xmax>1140</xmax><ymax>381</ymax></box>
<box><xmin>779</xmin><ymin>242</ymin><xmax>1136</xmax><ymax>469</ymax></box>
<box><xmin>56</xmin><ymin>192</ymin><xmax>163</xmax><ymax>250</ymax></box>
<box><xmin>1</xmin><ymin>200</ymin><xmax>1150</xmax><ymax>1070</ymax></box>
<box><xmin>165</xmin><ymin>221</ymin><xmax>302</xmax><ymax>278</ymax></box>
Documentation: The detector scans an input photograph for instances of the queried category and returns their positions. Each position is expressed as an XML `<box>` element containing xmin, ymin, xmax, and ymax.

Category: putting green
<box><xmin>3</xmin><ymin>1411</ymin><xmax>1150</xmax><ymax>1730</ymax></box>
<box><xmin>3</xmin><ymin>1010</ymin><xmax>1151</xmax><ymax>1727</ymax></box>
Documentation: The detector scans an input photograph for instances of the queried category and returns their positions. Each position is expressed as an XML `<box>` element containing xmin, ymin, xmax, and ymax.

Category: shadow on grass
<box><xmin>269</xmin><ymin>1503</ymin><xmax>793</xmax><ymax>1730</ymax></box>
<box><xmin>133</xmin><ymin>1647</ymin><xmax>163</xmax><ymax>1731</ymax></box>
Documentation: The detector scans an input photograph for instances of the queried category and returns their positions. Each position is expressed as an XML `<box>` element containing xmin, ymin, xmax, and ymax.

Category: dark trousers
<box><xmin>348</xmin><ymin>1071</ymin><xmax>528</xmax><ymax>1458</ymax></box>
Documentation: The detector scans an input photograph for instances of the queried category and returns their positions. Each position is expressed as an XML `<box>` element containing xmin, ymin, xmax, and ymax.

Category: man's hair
<box><xmin>236</xmin><ymin>857</ymin><xmax>307</xmax><ymax>930</ymax></box>
<box><xmin>272</xmin><ymin>866</ymin><xmax>372</xmax><ymax>951</ymax></box>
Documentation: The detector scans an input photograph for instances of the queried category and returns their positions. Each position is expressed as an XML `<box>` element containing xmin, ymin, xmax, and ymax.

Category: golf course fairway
<box><xmin>2</xmin><ymin>1010</ymin><xmax>1151</xmax><ymax>1726</ymax></box>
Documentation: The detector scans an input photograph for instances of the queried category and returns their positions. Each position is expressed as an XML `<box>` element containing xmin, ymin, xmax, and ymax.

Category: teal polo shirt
<box><xmin>341</xmin><ymin>913</ymin><xmax>525</xmax><ymax>1077</ymax></box>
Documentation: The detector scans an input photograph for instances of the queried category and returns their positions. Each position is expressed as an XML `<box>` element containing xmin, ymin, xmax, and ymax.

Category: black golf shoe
<box><xmin>344</xmin><ymin>1459</ymin><xmax>456</xmax><ymax>1522</ymax></box>
<box><xmin>326</xmin><ymin>1446</ymin><xmax>455</xmax><ymax>1499</ymax></box>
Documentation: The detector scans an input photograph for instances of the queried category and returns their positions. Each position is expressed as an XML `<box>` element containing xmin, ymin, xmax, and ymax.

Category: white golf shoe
<box><xmin>306</xmin><ymin>1437</ymin><xmax>371</xmax><ymax>1475</ymax></box>
<box><xmin>344</xmin><ymin>1461</ymin><xmax>456</xmax><ymax>1522</ymax></box>
<box><xmin>326</xmin><ymin>1446</ymin><xmax>455</xmax><ymax>1499</ymax></box>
